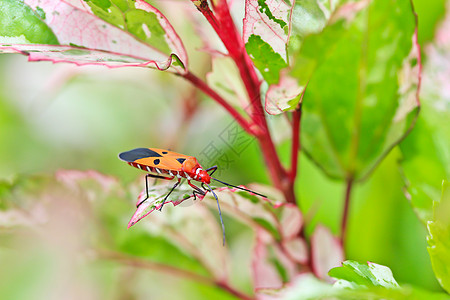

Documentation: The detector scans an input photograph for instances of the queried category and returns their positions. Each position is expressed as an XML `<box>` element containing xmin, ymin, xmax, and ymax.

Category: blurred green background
<box><xmin>0</xmin><ymin>0</ymin><xmax>449</xmax><ymax>298</ymax></box>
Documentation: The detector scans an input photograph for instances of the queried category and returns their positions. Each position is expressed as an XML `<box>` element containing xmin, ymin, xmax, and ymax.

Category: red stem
<box><xmin>210</xmin><ymin>2</ymin><xmax>295</xmax><ymax>203</ymax></box>
<box><xmin>211</xmin><ymin>2</ymin><xmax>264</xmax><ymax>126</ymax></box>
<box><xmin>191</xmin><ymin>1</ymin><xmax>220</xmax><ymax>31</ymax></box>
<box><xmin>340</xmin><ymin>178</ymin><xmax>354</xmax><ymax>247</ymax></box>
<box><xmin>181</xmin><ymin>71</ymin><xmax>256</xmax><ymax>135</ymax></box>
<box><xmin>289</xmin><ymin>105</ymin><xmax>302</xmax><ymax>182</ymax></box>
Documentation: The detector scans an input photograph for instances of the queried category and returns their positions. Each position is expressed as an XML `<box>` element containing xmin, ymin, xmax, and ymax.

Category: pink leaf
<box><xmin>55</xmin><ymin>169</ymin><xmax>119</xmax><ymax>193</ymax></box>
<box><xmin>243</xmin><ymin>0</ymin><xmax>305</xmax><ymax>115</ymax></box>
<box><xmin>265</xmin><ymin>72</ymin><xmax>304</xmax><ymax>115</ymax></box>
<box><xmin>282</xmin><ymin>238</ymin><xmax>308</xmax><ymax>265</ymax></box>
<box><xmin>252</xmin><ymin>229</ymin><xmax>298</xmax><ymax>290</ymax></box>
<box><xmin>311</xmin><ymin>225</ymin><xmax>344</xmax><ymax>282</ymax></box>
<box><xmin>134</xmin><ymin>192</ymin><xmax>229</xmax><ymax>280</ymax></box>
<box><xmin>243</xmin><ymin>0</ymin><xmax>292</xmax><ymax>62</ymax></box>
<box><xmin>202</xmin><ymin>185</ymin><xmax>305</xmax><ymax>289</ymax></box>
<box><xmin>127</xmin><ymin>182</ymin><xmax>203</xmax><ymax>228</ymax></box>
<box><xmin>206</xmin><ymin>56</ymin><xmax>249</xmax><ymax>108</ymax></box>
<box><xmin>279</xmin><ymin>203</ymin><xmax>303</xmax><ymax>239</ymax></box>
<box><xmin>127</xmin><ymin>183</ymin><xmax>269</xmax><ymax>229</ymax></box>
<box><xmin>0</xmin><ymin>0</ymin><xmax>187</xmax><ymax>73</ymax></box>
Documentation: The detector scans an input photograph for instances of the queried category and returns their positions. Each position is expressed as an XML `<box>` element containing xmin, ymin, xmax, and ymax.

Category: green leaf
<box><xmin>0</xmin><ymin>0</ymin><xmax>58</xmax><ymax>44</ymax></box>
<box><xmin>329</xmin><ymin>260</ymin><xmax>399</xmax><ymax>289</ymax></box>
<box><xmin>282</xmin><ymin>273</ymin><xmax>450</xmax><ymax>300</ymax></box>
<box><xmin>244</xmin><ymin>0</ymin><xmax>331</xmax><ymax>114</ymax></box>
<box><xmin>245</xmin><ymin>34</ymin><xmax>287</xmax><ymax>85</ymax></box>
<box><xmin>400</xmin><ymin>114</ymin><xmax>449</xmax><ymax>223</ymax></box>
<box><xmin>427</xmin><ymin>181</ymin><xmax>450</xmax><ymax>293</ymax></box>
<box><xmin>291</xmin><ymin>0</ymin><xmax>420</xmax><ymax>180</ymax></box>
<box><xmin>86</xmin><ymin>0</ymin><xmax>171</xmax><ymax>55</ymax></box>
<box><xmin>243</xmin><ymin>0</ymin><xmax>292</xmax><ymax>85</ymax></box>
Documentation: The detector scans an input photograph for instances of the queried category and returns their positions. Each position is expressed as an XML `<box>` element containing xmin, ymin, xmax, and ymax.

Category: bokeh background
<box><xmin>0</xmin><ymin>0</ymin><xmax>449</xmax><ymax>299</ymax></box>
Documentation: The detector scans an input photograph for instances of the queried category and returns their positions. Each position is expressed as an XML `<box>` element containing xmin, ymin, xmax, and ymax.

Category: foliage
<box><xmin>281</xmin><ymin>261</ymin><xmax>449</xmax><ymax>300</ymax></box>
<box><xmin>428</xmin><ymin>181</ymin><xmax>450</xmax><ymax>293</ymax></box>
<box><xmin>0</xmin><ymin>0</ymin><xmax>449</xmax><ymax>299</ymax></box>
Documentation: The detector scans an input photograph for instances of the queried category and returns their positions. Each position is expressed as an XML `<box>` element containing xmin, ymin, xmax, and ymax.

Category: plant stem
<box><xmin>191</xmin><ymin>0</ymin><xmax>221</xmax><ymax>34</ymax></box>
<box><xmin>211</xmin><ymin>2</ymin><xmax>264</xmax><ymax>127</ymax></box>
<box><xmin>181</xmin><ymin>71</ymin><xmax>255</xmax><ymax>135</ymax></box>
<box><xmin>340</xmin><ymin>178</ymin><xmax>354</xmax><ymax>247</ymax></box>
<box><xmin>212</xmin><ymin>2</ymin><xmax>294</xmax><ymax>203</ymax></box>
<box><xmin>190</xmin><ymin>0</ymin><xmax>295</xmax><ymax>204</ymax></box>
<box><xmin>99</xmin><ymin>250</ymin><xmax>255</xmax><ymax>300</ymax></box>
<box><xmin>289</xmin><ymin>105</ymin><xmax>302</xmax><ymax>182</ymax></box>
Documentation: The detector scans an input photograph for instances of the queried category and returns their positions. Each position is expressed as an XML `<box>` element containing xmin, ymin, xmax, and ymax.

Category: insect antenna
<box><xmin>206</xmin><ymin>184</ymin><xmax>226</xmax><ymax>246</ymax></box>
<box><xmin>211</xmin><ymin>178</ymin><xmax>267</xmax><ymax>198</ymax></box>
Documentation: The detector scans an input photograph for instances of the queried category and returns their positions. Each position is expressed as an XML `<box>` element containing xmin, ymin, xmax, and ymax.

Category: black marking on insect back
<box><xmin>119</xmin><ymin>148</ymin><xmax>162</xmax><ymax>162</ymax></box>
<box><xmin>177</xmin><ymin>158</ymin><xmax>186</xmax><ymax>164</ymax></box>
<box><xmin>154</xmin><ymin>159</ymin><xmax>160</xmax><ymax>165</ymax></box>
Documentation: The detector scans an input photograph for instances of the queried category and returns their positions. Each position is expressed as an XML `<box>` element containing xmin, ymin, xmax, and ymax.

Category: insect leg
<box><xmin>137</xmin><ymin>174</ymin><xmax>175</xmax><ymax>208</ymax></box>
<box><xmin>206</xmin><ymin>165</ymin><xmax>218</xmax><ymax>176</ymax></box>
<box><xmin>188</xmin><ymin>181</ymin><xmax>206</xmax><ymax>195</ymax></box>
<box><xmin>159</xmin><ymin>179</ymin><xmax>181</xmax><ymax>212</ymax></box>
<box><xmin>136</xmin><ymin>174</ymin><xmax>151</xmax><ymax>208</ymax></box>
<box><xmin>188</xmin><ymin>181</ymin><xmax>206</xmax><ymax>201</ymax></box>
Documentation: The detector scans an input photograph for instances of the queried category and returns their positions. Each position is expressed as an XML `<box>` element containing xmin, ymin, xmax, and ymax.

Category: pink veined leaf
<box><xmin>243</xmin><ymin>0</ymin><xmax>303</xmax><ymax>115</ymax></box>
<box><xmin>311</xmin><ymin>225</ymin><xmax>344</xmax><ymax>282</ymax></box>
<box><xmin>252</xmin><ymin>228</ymin><xmax>299</xmax><ymax>290</ymax></box>
<box><xmin>127</xmin><ymin>181</ymin><xmax>306</xmax><ymax>287</ymax></box>
<box><xmin>282</xmin><ymin>238</ymin><xmax>308</xmax><ymax>265</ymax></box>
<box><xmin>243</xmin><ymin>0</ymin><xmax>291</xmax><ymax>62</ymax></box>
<box><xmin>127</xmin><ymin>182</ymin><xmax>203</xmax><ymax>228</ymax></box>
<box><xmin>127</xmin><ymin>182</ymin><xmax>271</xmax><ymax>228</ymax></box>
<box><xmin>0</xmin><ymin>0</ymin><xmax>188</xmax><ymax>73</ymax></box>
<box><xmin>243</xmin><ymin>0</ymin><xmax>291</xmax><ymax>85</ymax></box>
<box><xmin>252</xmin><ymin>229</ymin><xmax>285</xmax><ymax>289</ymax></box>
<box><xmin>55</xmin><ymin>169</ymin><xmax>119</xmax><ymax>194</ymax></box>
<box><xmin>244</xmin><ymin>0</ymin><xmax>332</xmax><ymax>115</ymax></box>
<box><xmin>207</xmin><ymin>56</ymin><xmax>251</xmax><ymax>108</ymax></box>
<box><xmin>133</xmin><ymin>191</ymin><xmax>229</xmax><ymax>280</ymax></box>
<box><xmin>265</xmin><ymin>72</ymin><xmax>304</xmax><ymax>115</ymax></box>
<box><xmin>200</xmin><ymin>185</ymin><xmax>305</xmax><ymax>289</ymax></box>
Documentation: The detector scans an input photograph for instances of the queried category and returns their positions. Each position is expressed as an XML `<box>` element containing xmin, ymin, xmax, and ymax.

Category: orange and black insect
<box><xmin>119</xmin><ymin>148</ymin><xmax>266</xmax><ymax>244</ymax></box>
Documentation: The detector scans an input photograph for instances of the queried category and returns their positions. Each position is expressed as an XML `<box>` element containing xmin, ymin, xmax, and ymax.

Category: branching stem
<box><xmin>206</xmin><ymin>1</ymin><xmax>295</xmax><ymax>203</ymax></box>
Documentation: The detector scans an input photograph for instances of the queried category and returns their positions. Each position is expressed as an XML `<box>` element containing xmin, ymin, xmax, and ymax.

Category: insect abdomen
<box><xmin>128</xmin><ymin>162</ymin><xmax>170</xmax><ymax>176</ymax></box>
<box><xmin>128</xmin><ymin>162</ymin><xmax>202</xmax><ymax>182</ymax></box>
